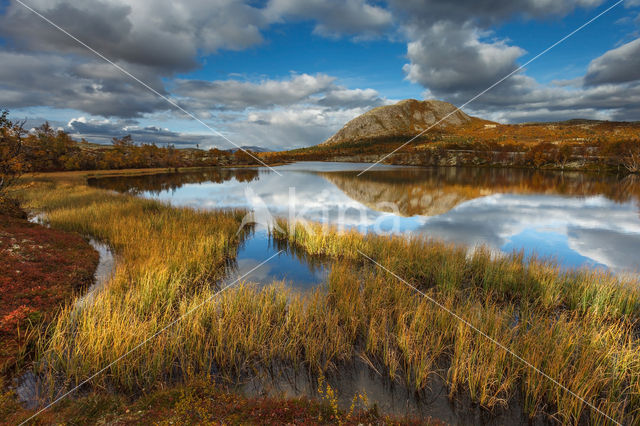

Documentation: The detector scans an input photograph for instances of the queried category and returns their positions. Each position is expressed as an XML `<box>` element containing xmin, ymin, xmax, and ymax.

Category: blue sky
<box><xmin>1</xmin><ymin>0</ymin><xmax>640</xmax><ymax>150</ymax></box>
<box><xmin>179</xmin><ymin>21</ymin><xmax>418</xmax><ymax>96</ymax></box>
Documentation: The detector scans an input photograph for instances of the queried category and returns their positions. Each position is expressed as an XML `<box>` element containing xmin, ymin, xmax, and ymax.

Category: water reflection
<box><xmin>321</xmin><ymin>168</ymin><xmax>640</xmax><ymax>217</ymax></box>
<box><xmin>89</xmin><ymin>163</ymin><xmax>640</xmax><ymax>273</ymax></box>
<box><xmin>87</xmin><ymin>168</ymin><xmax>260</xmax><ymax>195</ymax></box>
<box><xmin>228</xmin><ymin>229</ymin><xmax>327</xmax><ymax>290</ymax></box>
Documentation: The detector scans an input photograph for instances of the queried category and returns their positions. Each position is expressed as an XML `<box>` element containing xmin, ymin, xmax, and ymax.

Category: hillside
<box><xmin>321</xmin><ymin>99</ymin><xmax>482</xmax><ymax>146</ymax></box>
<box><xmin>267</xmin><ymin>99</ymin><xmax>640</xmax><ymax>173</ymax></box>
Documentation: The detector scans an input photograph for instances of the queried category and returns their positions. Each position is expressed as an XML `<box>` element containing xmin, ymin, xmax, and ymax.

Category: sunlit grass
<box><xmin>14</xmin><ymin>175</ymin><xmax>640</xmax><ymax>424</ymax></box>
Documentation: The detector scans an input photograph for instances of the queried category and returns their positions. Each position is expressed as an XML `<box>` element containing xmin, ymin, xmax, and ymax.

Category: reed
<box><xmin>274</xmin><ymin>219</ymin><xmax>640</xmax><ymax>320</ymax></box>
<box><xmin>14</xmin><ymin>176</ymin><xmax>640</xmax><ymax>424</ymax></box>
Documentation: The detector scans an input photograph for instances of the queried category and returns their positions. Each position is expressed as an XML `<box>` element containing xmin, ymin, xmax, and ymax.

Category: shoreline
<box><xmin>23</xmin><ymin>159</ymin><xmax>634</xmax><ymax>189</ymax></box>
<box><xmin>271</xmin><ymin>153</ymin><xmax>636</xmax><ymax>175</ymax></box>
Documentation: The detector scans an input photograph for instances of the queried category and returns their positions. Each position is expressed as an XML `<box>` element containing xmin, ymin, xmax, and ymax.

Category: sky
<box><xmin>1</xmin><ymin>0</ymin><xmax>640</xmax><ymax>150</ymax></box>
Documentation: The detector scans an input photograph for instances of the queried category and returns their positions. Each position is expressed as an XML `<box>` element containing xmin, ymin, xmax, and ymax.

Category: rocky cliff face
<box><xmin>321</xmin><ymin>99</ymin><xmax>474</xmax><ymax>146</ymax></box>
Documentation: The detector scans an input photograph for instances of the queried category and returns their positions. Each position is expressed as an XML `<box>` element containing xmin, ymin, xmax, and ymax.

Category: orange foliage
<box><xmin>0</xmin><ymin>111</ymin><xmax>272</xmax><ymax>172</ymax></box>
<box><xmin>277</xmin><ymin>119</ymin><xmax>640</xmax><ymax>172</ymax></box>
<box><xmin>0</xmin><ymin>110</ymin><xmax>26</xmax><ymax>195</ymax></box>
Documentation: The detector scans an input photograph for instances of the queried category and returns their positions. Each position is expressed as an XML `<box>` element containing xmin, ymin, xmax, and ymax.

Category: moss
<box><xmin>0</xmin><ymin>213</ymin><xmax>99</xmax><ymax>374</ymax></box>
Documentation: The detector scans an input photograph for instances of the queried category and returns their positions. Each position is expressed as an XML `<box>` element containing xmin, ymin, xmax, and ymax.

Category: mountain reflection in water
<box><xmin>89</xmin><ymin>163</ymin><xmax>640</xmax><ymax>273</ymax></box>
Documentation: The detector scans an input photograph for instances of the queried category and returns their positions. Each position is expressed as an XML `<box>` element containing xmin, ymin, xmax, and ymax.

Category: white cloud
<box><xmin>0</xmin><ymin>0</ymin><xmax>268</xmax><ymax>71</ymax></box>
<box><xmin>228</xmin><ymin>106</ymin><xmax>371</xmax><ymax>150</ymax></box>
<box><xmin>0</xmin><ymin>50</ymin><xmax>169</xmax><ymax>118</ymax></box>
<box><xmin>66</xmin><ymin>116</ymin><xmax>223</xmax><ymax>146</ymax></box>
<box><xmin>390</xmin><ymin>0</ymin><xmax>640</xmax><ymax>123</ymax></box>
<box><xmin>403</xmin><ymin>23</ymin><xmax>526</xmax><ymax>93</ymax></box>
<box><xmin>174</xmin><ymin>73</ymin><xmax>337</xmax><ymax>110</ymax></box>
<box><xmin>585</xmin><ymin>38</ymin><xmax>640</xmax><ymax>85</ymax></box>
<box><xmin>266</xmin><ymin>0</ymin><xmax>392</xmax><ymax>38</ymax></box>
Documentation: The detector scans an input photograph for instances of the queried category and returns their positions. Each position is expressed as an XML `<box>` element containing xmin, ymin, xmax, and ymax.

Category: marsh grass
<box><xmin>14</xmin><ymin>175</ymin><xmax>640</xmax><ymax>424</ymax></box>
<box><xmin>272</xmin><ymin>220</ymin><xmax>640</xmax><ymax>424</ymax></box>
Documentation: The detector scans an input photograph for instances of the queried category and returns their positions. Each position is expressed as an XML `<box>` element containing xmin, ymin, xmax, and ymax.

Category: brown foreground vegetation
<box><xmin>0</xmin><ymin>171</ymin><xmax>435</xmax><ymax>426</ymax></box>
<box><xmin>2</xmin><ymin>379</ymin><xmax>433</xmax><ymax>425</ymax></box>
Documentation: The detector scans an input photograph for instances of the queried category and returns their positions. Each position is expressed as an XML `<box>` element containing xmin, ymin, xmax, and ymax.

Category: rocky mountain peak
<box><xmin>321</xmin><ymin>99</ymin><xmax>473</xmax><ymax>146</ymax></box>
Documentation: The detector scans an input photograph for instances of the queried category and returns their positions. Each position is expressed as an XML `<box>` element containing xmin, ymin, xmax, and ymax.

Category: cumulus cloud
<box><xmin>0</xmin><ymin>0</ymin><xmax>268</xmax><ymax>72</ymax></box>
<box><xmin>266</xmin><ymin>0</ymin><xmax>392</xmax><ymax>38</ymax></box>
<box><xmin>584</xmin><ymin>38</ymin><xmax>640</xmax><ymax>85</ymax></box>
<box><xmin>317</xmin><ymin>87</ymin><xmax>388</xmax><ymax>108</ymax></box>
<box><xmin>0</xmin><ymin>0</ymin><xmax>391</xmax><ymax>139</ymax></box>
<box><xmin>403</xmin><ymin>22</ymin><xmax>525</xmax><ymax>93</ymax></box>
<box><xmin>1</xmin><ymin>0</ymin><xmax>392</xmax><ymax>72</ymax></box>
<box><xmin>61</xmin><ymin>69</ymin><xmax>388</xmax><ymax>150</ymax></box>
<box><xmin>389</xmin><ymin>0</ymin><xmax>640</xmax><ymax>123</ymax></box>
<box><xmin>169</xmin><ymin>73</ymin><xmax>389</xmax><ymax>149</ymax></box>
<box><xmin>227</xmin><ymin>107</ymin><xmax>372</xmax><ymax>150</ymax></box>
<box><xmin>392</xmin><ymin>0</ymin><xmax>597</xmax><ymax>96</ymax></box>
<box><xmin>0</xmin><ymin>51</ymin><xmax>169</xmax><ymax>118</ymax></box>
<box><xmin>66</xmin><ymin>116</ymin><xmax>224</xmax><ymax>146</ymax></box>
<box><xmin>62</xmin><ymin>106</ymin><xmax>371</xmax><ymax>151</ymax></box>
<box><xmin>389</xmin><ymin>0</ymin><xmax>604</xmax><ymax>26</ymax></box>
<box><xmin>174</xmin><ymin>73</ymin><xmax>388</xmax><ymax>112</ymax></box>
<box><xmin>174</xmin><ymin>73</ymin><xmax>337</xmax><ymax>110</ymax></box>
<box><xmin>460</xmin><ymin>75</ymin><xmax>640</xmax><ymax>122</ymax></box>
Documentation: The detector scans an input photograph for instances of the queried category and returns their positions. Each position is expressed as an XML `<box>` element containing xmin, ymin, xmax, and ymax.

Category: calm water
<box><xmin>89</xmin><ymin>162</ymin><xmax>640</xmax><ymax>275</ymax></box>
<box><xmin>226</xmin><ymin>229</ymin><xmax>328</xmax><ymax>290</ymax></box>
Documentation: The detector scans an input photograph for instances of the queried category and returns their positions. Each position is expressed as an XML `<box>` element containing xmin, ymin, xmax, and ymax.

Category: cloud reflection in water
<box><xmin>90</xmin><ymin>163</ymin><xmax>640</xmax><ymax>274</ymax></box>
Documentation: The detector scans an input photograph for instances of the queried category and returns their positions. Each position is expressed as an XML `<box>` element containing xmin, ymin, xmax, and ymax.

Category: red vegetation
<box><xmin>0</xmin><ymin>214</ymin><xmax>98</xmax><ymax>372</ymax></box>
<box><xmin>3</xmin><ymin>380</ymin><xmax>438</xmax><ymax>425</ymax></box>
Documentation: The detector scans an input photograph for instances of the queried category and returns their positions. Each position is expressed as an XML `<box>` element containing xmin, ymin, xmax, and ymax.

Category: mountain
<box><xmin>321</xmin><ymin>99</ymin><xmax>479</xmax><ymax>146</ymax></box>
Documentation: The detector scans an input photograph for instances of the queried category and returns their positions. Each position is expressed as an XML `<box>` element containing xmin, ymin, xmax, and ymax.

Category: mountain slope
<box><xmin>321</xmin><ymin>99</ymin><xmax>478</xmax><ymax>146</ymax></box>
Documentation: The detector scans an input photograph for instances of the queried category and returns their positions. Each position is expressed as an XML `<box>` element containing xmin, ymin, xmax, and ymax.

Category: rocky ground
<box><xmin>322</xmin><ymin>99</ymin><xmax>476</xmax><ymax>146</ymax></box>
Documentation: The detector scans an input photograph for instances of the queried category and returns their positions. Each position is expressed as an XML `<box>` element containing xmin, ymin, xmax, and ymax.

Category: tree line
<box><xmin>20</xmin><ymin>122</ymin><xmax>270</xmax><ymax>172</ymax></box>
<box><xmin>0</xmin><ymin>110</ymin><xmax>284</xmax><ymax>199</ymax></box>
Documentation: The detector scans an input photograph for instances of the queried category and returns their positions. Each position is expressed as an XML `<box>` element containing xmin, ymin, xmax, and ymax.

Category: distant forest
<box><xmin>0</xmin><ymin>110</ymin><xmax>288</xmax><ymax>179</ymax></box>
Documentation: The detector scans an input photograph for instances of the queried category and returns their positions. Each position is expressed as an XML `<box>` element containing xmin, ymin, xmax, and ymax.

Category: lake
<box><xmin>89</xmin><ymin>162</ymin><xmax>640</xmax><ymax>276</ymax></box>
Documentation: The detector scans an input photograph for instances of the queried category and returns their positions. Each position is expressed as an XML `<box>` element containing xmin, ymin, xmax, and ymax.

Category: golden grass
<box><xmin>272</xmin><ymin>221</ymin><xmax>640</xmax><ymax>423</ymax></box>
<box><xmin>13</xmin><ymin>176</ymin><xmax>640</xmax><ymax>424</ymax></box>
